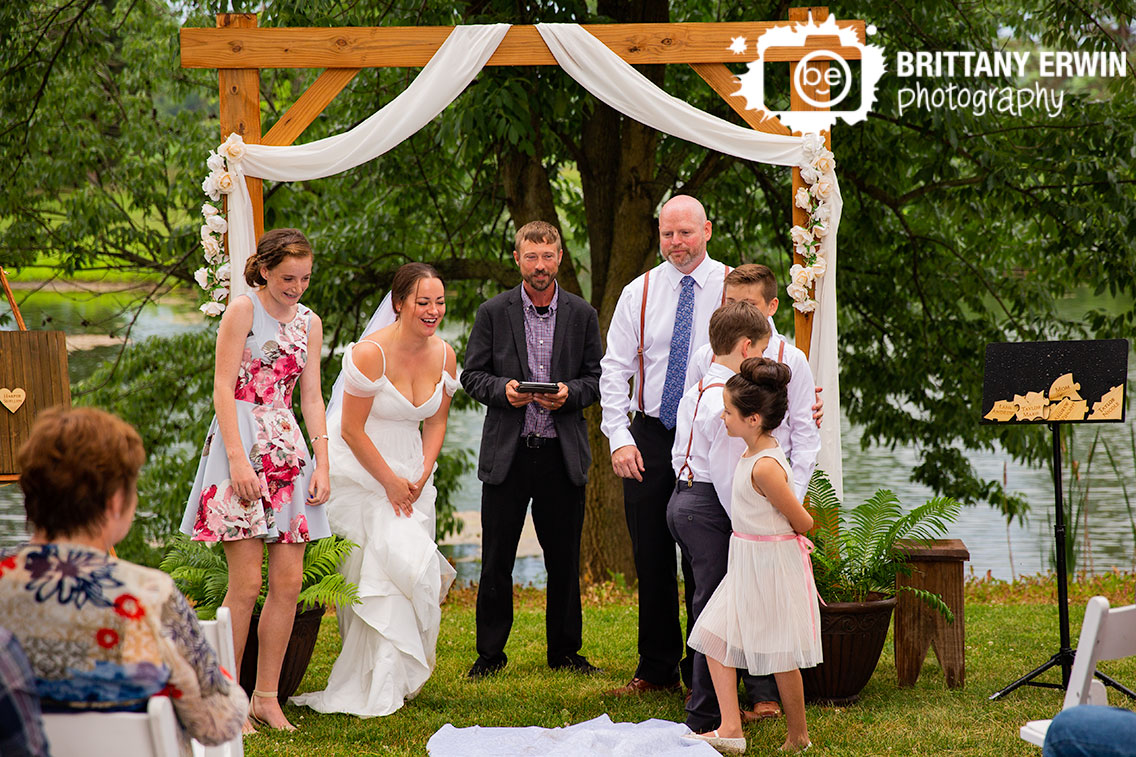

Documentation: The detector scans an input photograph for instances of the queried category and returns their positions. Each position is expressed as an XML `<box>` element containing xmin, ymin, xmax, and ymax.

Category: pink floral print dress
<box><xmin>180</xmin><ymin>293</ymin><xmax>330</xmax><ymax>543</ymax></box>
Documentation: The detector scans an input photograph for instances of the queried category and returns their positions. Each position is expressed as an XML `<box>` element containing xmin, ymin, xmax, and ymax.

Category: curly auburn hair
<box><xmin>17</xmin><ymin>407</ymin><xmax>145</xmax><ymax>540</ymax></box>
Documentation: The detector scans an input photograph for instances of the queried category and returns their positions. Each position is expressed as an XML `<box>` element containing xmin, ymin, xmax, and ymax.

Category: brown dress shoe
<box><xmin>605</xmin><ymin>677</ymin><xmax>682</xmax><ymax>696</ymax></box>
<box><xmin>742</xmin><ymin>700</ymin><xmax>783</xmax><ymax>723</ymax></box>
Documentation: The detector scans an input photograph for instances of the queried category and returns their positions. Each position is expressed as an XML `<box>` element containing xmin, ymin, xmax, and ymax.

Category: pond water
<box><xmin>2</xmin><ymin>284</ymin><xmax>1134</xmax><ymax>588</ymax></box>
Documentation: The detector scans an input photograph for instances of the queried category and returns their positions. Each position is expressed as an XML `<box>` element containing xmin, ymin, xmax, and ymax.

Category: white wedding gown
<box><xmin>291</xmin><ymin>342</ymin><xmax>458</xmax><ymax>717</ymax></box>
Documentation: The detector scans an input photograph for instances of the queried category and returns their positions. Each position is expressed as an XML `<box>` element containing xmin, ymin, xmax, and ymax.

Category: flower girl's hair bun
<box><xmin>726</xmin><ymin>357</ymin><xmax>791</xmax><ymax>431</ymax></box>
<box><xmin>739</xmin><ymin>357</ymin><xmax>791</xmax><ymax>389</ymax></box>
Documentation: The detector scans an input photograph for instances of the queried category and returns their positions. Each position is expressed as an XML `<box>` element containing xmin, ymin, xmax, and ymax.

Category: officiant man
<box><xmin>461</xmin><ymin>220</ymin><xmax>603</xmax><ymax>678</ymax></box>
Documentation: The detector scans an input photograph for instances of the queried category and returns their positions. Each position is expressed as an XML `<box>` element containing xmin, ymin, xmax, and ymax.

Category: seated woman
<box><xmin>0</xmin><ymin>407</ymin><xmax>247</xmax><ymax>753</ymax></box>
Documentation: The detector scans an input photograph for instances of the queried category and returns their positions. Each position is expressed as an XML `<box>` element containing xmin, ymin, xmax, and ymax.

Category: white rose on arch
<box><xmin>790</xmin><ymin>225</ymin><xmax>813</xmax><ymax>246</ymax></box>
<box><xmin>194</xmin><ymin>268</ymin><xmax>210</xmax><ymax>288</ymax></box>
<box><xmin>811</xmin><ymin>177</ymin><xmax>835</xmax><ymax>202</ymax></box>
<box><xmin>201</xmin><ymin>203</ymin><xmax>220</xmax><ymax>218</ymax></box>
<box><xmin>219</xmin><ymin>133</ymin><xmax>247</xmax><ymax>164</ymax></box>
<box><xmin>216</xmin><ymin>263</ymin><xmax>231</xmax><ymax>283</ymax></box>
<box><xmin>811</xmin><ymin>255</ymin><xmax>828</xmax><ymax>278</ymax></box>
<box><xmin>786</xmin><ymin>281</ymin><xmax>809</xmax><ymax>302</ymax></box>
<box><xmin>790</xmin><ymin>263</ymin><xmax>815</xmax><ymax>288</ymax></box>
<box><xmin>201</xmin><ymin>233</ymin><xmax>221</xmax><ymax>257</ymax></box>
<box><xmin>206</xmin><ymin>214</ymin><xmax>228</xmax><ymax>234</ymax></box>
<box><xmin>812</xmin><ymin>201</ymin><xmax>832</xmax><ymax>222</ymax></box>
<box><xmin>794</xmin><ymin>187</ymin><xmax>812</xmax><ymax>210</ymax></box>
<box><xmin>201</xmin><ymin>174</ymin><xmax>221</xmax><ymax>202</ymax></box>
<box><xmin>213</xmin><ymin>171</ymin><xmax>235</xmax><ymax>195</ymax></box>
<box><xmin>811</xmin><ymin>222</ymin><xmax>829</xmax><ymax>239</ymax></box>
<box><xmin>793</xmin><ymin>297</ymin><xmax>818</xmax><ymax>314</ymax></box>
<box><xmin>206</xmin><ymin>152</ymin><xmax>225</xmax><ymax>173</ymax></box>
<box><xmin>812</xmin><ymin>150</ymin><xmax>836</xmax><ymax>175</ymax></box>
<box><xmin>211</xmin><ymin>286</ymin><xmax>229</xmax><ymax>302</ymax></box>
<box><xmin>200</xmin><ymin>301</ymin><xmax>225</xmax><ymax>317</ymax></box>
<box><xmin>800</xmin><ymin>165</ymin><xmax>821</xmax><ymax>185</ymax></box>
<box><xmin>801</xmin><ymin>132</ymin><xmax>825</xmax><ymax>161</ymax></box>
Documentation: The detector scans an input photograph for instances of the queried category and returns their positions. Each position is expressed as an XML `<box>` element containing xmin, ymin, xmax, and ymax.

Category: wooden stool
<box><xmin>893</xmin><ymin>538</ymin><xmax>970</xmax><ymax>689</ymax></box>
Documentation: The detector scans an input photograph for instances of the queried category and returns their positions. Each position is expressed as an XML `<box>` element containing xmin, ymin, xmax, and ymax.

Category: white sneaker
<box><xmin>683</xmin><ymin>729</ymin><xmax>746</xmax><ymax>755</ymax></box>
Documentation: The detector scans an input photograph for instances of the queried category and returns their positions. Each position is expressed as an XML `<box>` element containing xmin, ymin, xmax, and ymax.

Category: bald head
<box><xmin>660</xmin><ymin>195</ymin><xmax>708</xmax><ymax>226</ymax></box>
<box><xmin>659</xmin><ymin>194</ymin><xmax>712</xmax><ymax>274</ymax></box>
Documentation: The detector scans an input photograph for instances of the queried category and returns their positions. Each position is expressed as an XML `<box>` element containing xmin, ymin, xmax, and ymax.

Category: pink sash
<box><xmin>732</xmin><ymin>531</ymin><xmax>825</xmax><ymax>636</ymax></box>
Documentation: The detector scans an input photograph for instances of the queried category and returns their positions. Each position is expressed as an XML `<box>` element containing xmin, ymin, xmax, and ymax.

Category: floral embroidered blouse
<box><xmin>0</xmin><ymin>543</ymin><xmax>247</xmax><ymax>754</ymax></box>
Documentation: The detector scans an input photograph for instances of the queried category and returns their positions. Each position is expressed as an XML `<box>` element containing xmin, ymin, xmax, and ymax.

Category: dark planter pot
<box><xmin>801</xmin><ymin>596</ymin><xmax>897</xmax><ymax>705</ymax></box>
<box><xmin>239</xmin><ymin>603</ymin><xmax>326</xmax><ymax>704</ymax></box>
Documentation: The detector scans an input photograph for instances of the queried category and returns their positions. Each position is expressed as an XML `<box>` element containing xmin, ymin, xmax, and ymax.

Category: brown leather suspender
<box><xmin>637</xmin><ymin>264</ymin><xmax>731</xmax><ymax>412</ymax></box>
<box><xmin>677</xmin><ymin>379</ymin><xmax>727</xmax><ymax>485</ymax></box>
<box><xmin>636</xmin><ymin>271</ymin><xmax>650</xmax><ymax>411</ymax></box>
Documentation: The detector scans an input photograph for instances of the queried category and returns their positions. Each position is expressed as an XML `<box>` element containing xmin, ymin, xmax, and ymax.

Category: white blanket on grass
<box><xmin>426</xmin><ymin>714</ymin><xmax>718</xmax><ymax>756</ymax></box>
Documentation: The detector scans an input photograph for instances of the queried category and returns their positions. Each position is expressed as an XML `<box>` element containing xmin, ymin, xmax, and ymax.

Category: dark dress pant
<box><xmin>475</xmin><ymin>439</ymin><xmax>585</xmax><ymax>664</ymax></box>
<box><xmin>622</xmin><ymin>413</ymin><xmax>695</xmax><ymax>686</ymax></box>
<box><xmin>667</xmin><ymin>482</ymin><xmax>779</xmax><ymax>731</ymax></box>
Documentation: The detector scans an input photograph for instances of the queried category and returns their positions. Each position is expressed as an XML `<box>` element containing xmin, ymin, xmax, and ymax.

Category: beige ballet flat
<box><xmin>683</xmin><ymin>729</ymin><xmax>746</xmax><ymax>755</ymax></box>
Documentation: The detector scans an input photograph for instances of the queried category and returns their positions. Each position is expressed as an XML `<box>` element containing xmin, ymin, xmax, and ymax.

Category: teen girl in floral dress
<box><xmin>181</xmin><ymin>228</ymin><xmax>331</xmax><ymax>733</ymax></box>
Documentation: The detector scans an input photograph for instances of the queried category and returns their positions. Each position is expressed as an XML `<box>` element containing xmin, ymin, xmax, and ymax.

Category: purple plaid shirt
<box><xmin>521</xmin><ymin>283</ymin><xmax>558</xmax><ymax>438</ymax></box>
<box><xmin>0</xmin><ymin>628</ymin><xmax>48</xmax><ymax>757</ymax></box>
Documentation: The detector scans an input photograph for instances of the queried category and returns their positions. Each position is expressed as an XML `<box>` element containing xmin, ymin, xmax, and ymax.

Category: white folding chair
<box><xmin>42</xmin><ymin>695</ymin><xmax>181</xmax><ymax>757</ymax></box>
<box><xmin>1020</xmin><ymin>596</ymin><xmax>1136</xmax><ymax>746</ymax></box>
<box><xmin>192</xmin><ymin>606</ymin><xmax>245</xmax><ymax>757</ymax></box>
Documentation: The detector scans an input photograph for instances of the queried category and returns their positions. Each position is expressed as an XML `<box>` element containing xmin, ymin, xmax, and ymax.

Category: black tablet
<box><xmin>516</xmin><ymin>381</ymin><xmax>559</xmax><ymax>394</ymax></box>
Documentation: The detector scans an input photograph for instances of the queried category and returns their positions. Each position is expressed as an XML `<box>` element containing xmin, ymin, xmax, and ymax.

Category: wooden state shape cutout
<box><xmin>1049</xmin><ymin>397</ymin><xmax>1088</xmax><ymax>422</ymax></box>
<box><xmin>1048</xmin><ymin>372</ymin><xmax>1083</xmax><ymax>402</ymax></box>
<box><xmin>1015</xmin><ymin>391</ymin><xmax>1047</xmax><ymax>421</ymax></box>
<box><xmin>1088</xmin><ymin>384</ymin><xmax>1124</xmax><ymax>421</ymax></box>
<box><xmin>984</xmin><ymin>399</ymin><xmax>1017</xmax><ymax>422</ymax></box>
<box><xmin>0</xmin><ymin>387</ymin><xmax>25</xmax><ymax>414</ymax></box>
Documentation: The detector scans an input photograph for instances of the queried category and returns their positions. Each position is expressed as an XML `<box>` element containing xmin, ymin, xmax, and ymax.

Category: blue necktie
<box><xmin>659</xmin><ymin>275</ymin><xmax>695</xmax><ymax>430</ymax></box>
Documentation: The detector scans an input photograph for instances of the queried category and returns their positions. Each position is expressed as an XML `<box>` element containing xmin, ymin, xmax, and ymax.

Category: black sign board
<box><xmin>981</xmin><ymin>339</ymin><xmax>1128</xmax><ymax>425</ymax></box>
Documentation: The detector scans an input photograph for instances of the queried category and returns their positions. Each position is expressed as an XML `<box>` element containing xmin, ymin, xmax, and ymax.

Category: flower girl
<box><xmin>684</xmin><ymin>357</ymin><xmax>821</xmax><ymax>754</ymax></box>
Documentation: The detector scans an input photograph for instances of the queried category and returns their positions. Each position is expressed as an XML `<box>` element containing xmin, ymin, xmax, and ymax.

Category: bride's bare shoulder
<box><xmin>350</xmin><ymin>338</ymin><xmax>385</xmax><ymax>381</ymax></box>
<box><xmin>435</xmin><ymin>337</ymin><xmax>457</xmax><ymax>375</ymax></box>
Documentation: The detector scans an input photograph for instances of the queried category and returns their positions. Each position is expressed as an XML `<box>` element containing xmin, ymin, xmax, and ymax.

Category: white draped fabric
<box><xmin>221</xmin><ymin>21</ymin><xmax>843</xmax><ymax>495</ymax></box>
<box><xmin>226</xmin><ymin>24</ymin><xmax>512</xmax><ymax>299</ymax></box>
<box><xmin>426</xmin><ymin>715</ymin><xmax>717</xmax><ymax>756</ymax></box>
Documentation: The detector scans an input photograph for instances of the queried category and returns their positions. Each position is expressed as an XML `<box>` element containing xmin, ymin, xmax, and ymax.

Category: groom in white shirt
<box><xmin>599</xmin><ymin>195</ymin><xmax>731</xmax><ymax>695</ymax></box>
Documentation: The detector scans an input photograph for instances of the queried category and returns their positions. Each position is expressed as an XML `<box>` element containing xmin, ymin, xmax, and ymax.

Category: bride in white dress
<box><xmin>291</xmin><ymin>263</ymin><xmax>457</xmax><ymax>717</ymax></box>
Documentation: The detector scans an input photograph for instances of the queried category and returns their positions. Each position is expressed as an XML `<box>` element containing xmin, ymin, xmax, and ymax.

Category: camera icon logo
<box><xmin>734</xmin><ymin>13</ymin><xmax>886</xmax><ymax>134</ymax></box>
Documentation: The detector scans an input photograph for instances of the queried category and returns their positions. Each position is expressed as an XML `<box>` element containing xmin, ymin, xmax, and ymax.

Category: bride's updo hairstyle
<box><xmin>389</xmin><ymin>262</ymin><xmax>443</xmax><ymax>318</ymax></box>
<box><xmin>244</xmin><ymin>228</ymin><xmax>314</xmax><ymax>287</ymax></box>
<box><xmin>725</xmin><ymin>357</ymin><xmax>792</xmax><ymax>432</ymax></box>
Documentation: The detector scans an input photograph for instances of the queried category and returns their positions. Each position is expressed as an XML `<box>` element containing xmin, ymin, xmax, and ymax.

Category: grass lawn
<box><xmin>245</xmin><ymin>576</ymin><xmax>1136</xmax><ymax>756</ymax></box>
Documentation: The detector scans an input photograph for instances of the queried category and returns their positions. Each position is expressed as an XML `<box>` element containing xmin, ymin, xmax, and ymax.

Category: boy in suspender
<box><xmin>689</xmin><ymin>264</ymin><xmax>821</xmax><ymax>502</ymax></box>
<box><xmin>667</xmin><ymin>301</ymin><xmax>781</xmax><ymax>734</ymax></box>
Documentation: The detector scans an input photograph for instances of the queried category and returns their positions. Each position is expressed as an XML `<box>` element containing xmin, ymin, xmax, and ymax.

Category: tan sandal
<box><xmin>249</xmin><ymin>689</ymin><xmax>297</xmax><ymax>732</ymax></box>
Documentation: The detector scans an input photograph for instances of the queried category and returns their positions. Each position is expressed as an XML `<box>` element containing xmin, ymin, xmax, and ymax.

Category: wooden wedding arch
<box><xmin>180</xmin><ymin>5</ymin><xmax>864</xmax><ymax>359</ymax></box>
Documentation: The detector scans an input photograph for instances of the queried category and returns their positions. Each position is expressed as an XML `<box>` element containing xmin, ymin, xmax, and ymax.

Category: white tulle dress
<box><xmin>290</xmin><ymin>340</ymin><xmax>458</xmax><ymax>717</ymax></box>
<box><xmin>687</xmin><ymin>444</ymin><xmax>822</xmax><ymax>676</ymax></box>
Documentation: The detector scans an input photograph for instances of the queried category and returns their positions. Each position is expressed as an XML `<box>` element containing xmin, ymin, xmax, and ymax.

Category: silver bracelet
<box><xmin>310</xmin><ymin>434</ymin><xmax>330</xmax><ymax>444</ymax></box>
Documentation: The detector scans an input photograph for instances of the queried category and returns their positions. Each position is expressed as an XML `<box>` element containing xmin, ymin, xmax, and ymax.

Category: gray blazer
<box><xmin>461</xmin><ymin>284</ymin><xmax>602</xmax><ymax>487</ymax></box>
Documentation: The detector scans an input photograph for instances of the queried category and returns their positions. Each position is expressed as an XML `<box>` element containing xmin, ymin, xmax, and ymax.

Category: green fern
<box><xmin>806</xmin><ymin>470</ymin><xmax>960</xmax><ymax>619</ymax></box>
<box><xmin>160</xmin><ymin>534</ymin><xmax>360</xmax><ymax>619</ymax></box>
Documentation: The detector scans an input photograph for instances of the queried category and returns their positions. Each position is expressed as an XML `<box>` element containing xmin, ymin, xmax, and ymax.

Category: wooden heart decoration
<box><xmin>0</xmin><ymin>388</ymin><xmax>26</xmax><ymax>414</ymax></box>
